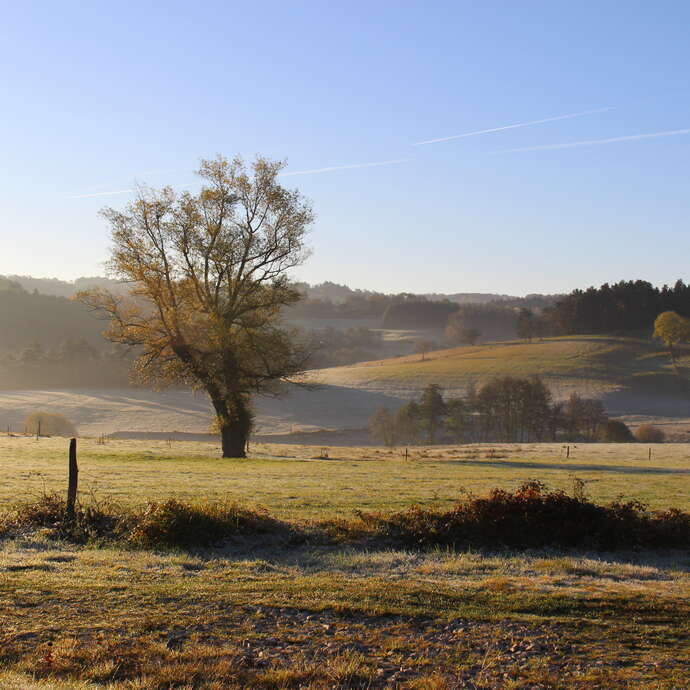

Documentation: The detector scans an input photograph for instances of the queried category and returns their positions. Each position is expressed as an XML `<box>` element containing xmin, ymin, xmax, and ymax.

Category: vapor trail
<box><xmin>491</xmin><ymin>128</ymin><xmax>690</xmax><ymax>153</ymax></box>
<box><xmin>413</xmin><ymin>108</ymin><xmax>610</xmax><ymax>146</ymax></box>
<box><xmin>281</xmin><ymin>158</ymin><xmax>413</xmax><ymax>176</ymax></box>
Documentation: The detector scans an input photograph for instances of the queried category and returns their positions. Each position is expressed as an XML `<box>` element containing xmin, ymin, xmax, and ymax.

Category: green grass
<box><xmin>1</xmin><ymin>436</ymin><xmax>689</xmax><ymax>517</ymax></box>
<box><xmin>2</xmin><ymin>437</ymin><xmax>690</xmax><ymax>687</ymax></box>
<box><xmin>315</xmin><ymin>334</ymin><xmax>690</xmax><ymax>397</ymax></box>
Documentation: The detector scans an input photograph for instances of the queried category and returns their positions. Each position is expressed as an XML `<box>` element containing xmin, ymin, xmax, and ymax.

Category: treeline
<box><xmin>0</xmin><ymin>339</ymin><xmax>131</xmax><ymax>389</ymax></box>
<box><xmin>543</xmin><ymin>280</ymin><xmax>690</xmax><ymax>336</ymax></box>
<box><xmin>2</xmin><ymin>275</ymin><xmax>125</xmax><ymax>298</ymax></box>
<box><xmin>304</xmin><ymin>327</ymin><xmax>384</xmax><ymax>368</ymax></box>
<box><xmin>286</xmin><ymin>282</ymin><xmax>556</xmax><ymax>328</ymax></box>
<box><xmin>0</xmin><ymin>280</ymin><xmax>106</xmax><ymax>351</ymax></box>
<box><xmin>370</xmin><ymin>379</ymin><xmax>635</xmax><ymax>445</ymax></box>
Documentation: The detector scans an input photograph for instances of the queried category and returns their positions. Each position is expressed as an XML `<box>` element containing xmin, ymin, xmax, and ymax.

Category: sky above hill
<box><xmin>2</xmin><ymin>1</ymin><xmax>689</xmax><ymax>295</ymax></box>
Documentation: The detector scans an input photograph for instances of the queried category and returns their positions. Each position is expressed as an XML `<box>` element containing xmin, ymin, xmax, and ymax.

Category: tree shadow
<box><xmin>444</xmin><ymin>458</ymin><xmax>690</xmax><ymax>475</ymax></box>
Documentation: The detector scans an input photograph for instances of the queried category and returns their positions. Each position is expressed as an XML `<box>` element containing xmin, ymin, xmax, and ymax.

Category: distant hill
<box><xmin>0</xmin><ymin>283</ymin><xmax>106</xmax><ymax>351</ymax></box>
<box><xmin>3</xmin><ymin>275</ymin><xmax>126</xmax><ymax>297</ymax></box>
<box><xmin>423</xmin><ymin>292</ymin><xmax>515</xmax><ymax>304</ymax></box>
<box><xmin>312</xmin><ymin>335</ymin><xmax>690</xmax><ymax>417</ymax></box>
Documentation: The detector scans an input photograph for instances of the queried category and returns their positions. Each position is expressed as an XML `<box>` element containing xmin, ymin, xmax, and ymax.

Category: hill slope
<box><xmin>312</xmin><ymin>335</ymin><xmax>690</xmax><ymax>415</ymax></box>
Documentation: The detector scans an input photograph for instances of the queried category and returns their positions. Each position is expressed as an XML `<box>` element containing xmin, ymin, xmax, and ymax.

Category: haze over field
<box><xmin>3</xmin><ymin>4</ymin><xmax>690</xmax><ymax>687</ymax></box>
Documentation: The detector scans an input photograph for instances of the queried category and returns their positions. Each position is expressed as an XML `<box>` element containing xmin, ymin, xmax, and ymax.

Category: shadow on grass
<box><xmin>447</xmin><ymin>458</ymin><xmax>690</xmax><ymax>475</ymax></box>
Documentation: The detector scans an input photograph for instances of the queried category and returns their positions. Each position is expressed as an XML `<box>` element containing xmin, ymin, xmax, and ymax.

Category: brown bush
<box><xmin>123</xmin><ymin>499</ymin><xmax>284</xmax><ymax>548</ymax></box>
<box><xmin>353</xmin><ymin>481</ymin><xmax>690</xmax><ymax>550</ymax></box>
<box><xmin>4</xmin><ymin>493</ymin><xmax>118</xmax><ymax>544</ymax></box>
<box><xmin>24</xmin><ymin>411</ymin><xmax>77</xmax><ymax>437</ymax></box>
<box><xmin>634</xmin><ymin>424</ymin><xmax>665</xmax><ymax>443</ymax></box>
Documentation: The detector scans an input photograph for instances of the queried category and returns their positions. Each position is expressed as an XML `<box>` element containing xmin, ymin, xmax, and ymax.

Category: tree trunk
<box><xmin>220</xmin><ymin>421</ymin><xmax>248</xmax><ymax>458</ymax></box>
<box><xmin>214</xmin><ymin>395</ymin><xmax>253</xmax><ymax>458</ymax></box>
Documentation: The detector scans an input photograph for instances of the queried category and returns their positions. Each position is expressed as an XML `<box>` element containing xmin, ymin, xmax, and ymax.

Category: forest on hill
<box><xmin>1</xmin><ymin>275</ymin><xmax>689</xmax><ymax>390</ymax></box>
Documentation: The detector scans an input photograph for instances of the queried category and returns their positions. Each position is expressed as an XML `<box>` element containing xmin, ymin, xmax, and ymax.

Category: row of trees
<box><xmin>0</xmin><ymin>340</ymin><xmax>131</xmax><ymax>389</ymax></box>
<box><xmin>0</xmin><ymin>280</ymin><xmax>106</xmax><ymax>351</ymax></box>
<box><xmin>542</xmin><ymin>279</ymin><xmax>690</xmax><ymax>336</ymax></box>
<box><xmin>369</xmin><ymin>379</ymin><xmax>635</xmax><ymax>445</ymax></box>
<box><xmin>444</xmin><ymin>281</ymin><xmax>690</xmax><ymax>347</ymax></box>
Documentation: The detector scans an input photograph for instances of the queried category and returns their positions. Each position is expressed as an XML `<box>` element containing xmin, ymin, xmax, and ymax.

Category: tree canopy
<box><xmin>79</xmin><ymin>155</ymin><xmax>314</xmax><ymax>457</ymax></box>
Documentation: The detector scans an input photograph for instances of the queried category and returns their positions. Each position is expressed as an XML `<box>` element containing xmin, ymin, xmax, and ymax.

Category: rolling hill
<box><xmin>312</xmin><ymin>335</ymin><xmax>690</xmax><ymax>417</ymax></box>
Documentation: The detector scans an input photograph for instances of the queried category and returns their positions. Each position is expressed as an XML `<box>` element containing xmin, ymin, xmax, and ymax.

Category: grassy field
<box><xmin>313</xmin><ymin>335</ymin><xmax>690</xmax><ymax>401</ymax></box>
<box><xmin>1</xmin><ymin>438</ymin><xmax>689</xmax><ymax>688</ymax></box>
<box><xmin>1</xmin><ymin>534</ymin><xmax>689</xmax><ymax>688</ymax></box>
<box><xmin>1</xmin><ymin>437</ymin><xmax>689</xmax><ymax>515</ymax></box>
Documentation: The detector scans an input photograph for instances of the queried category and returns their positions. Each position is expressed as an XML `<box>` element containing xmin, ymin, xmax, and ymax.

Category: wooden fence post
<box><xmin>67</xmin><ymin>438</ymin><xmax>78</xmax><ymax>518</ymax></box>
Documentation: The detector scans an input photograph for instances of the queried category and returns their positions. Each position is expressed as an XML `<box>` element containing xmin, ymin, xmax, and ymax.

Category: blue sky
<box><xmin>1</xmin><ymin>1</ymin><xmax>689</xmax><ymax>295</ymax></box>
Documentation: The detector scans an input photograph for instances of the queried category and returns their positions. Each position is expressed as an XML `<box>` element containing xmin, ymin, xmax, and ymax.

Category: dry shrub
<box><xmin>3</xmin><ymin>495</ymin><xmax>285</xmax><ymax>549</ymax></box>
<box><xmin>24</xmin><ymin>411</ymin><xmax>77</xmax><ymax>437</ymax></box>
<box><xmin>5</xmin><ymin>493</ymin><xmax>119</xmax><ymax>544</ymax></box>
<box><xmin>354</xmin><ymin>481</ymin><xmax>690</xmax><ymax>550</ymax></box>
<box><xmin>634</xmin><ymin>424</ymin><xmax>665</xmax><ymax>443</ymax></box>
<box><xmin>124</xmin><ymin>499</ymin><xmax>284</xmax><ymax>548</ymax></box>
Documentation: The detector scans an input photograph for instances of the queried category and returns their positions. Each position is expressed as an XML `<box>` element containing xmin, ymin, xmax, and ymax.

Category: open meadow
<box><xmin>1</xmin><ymin>438</ymin><xmax>689</xmax><ymax>688</ymax></box>
<box><xmin>1</xmin><ymin>436</ymin><xmax>689</xmax><ymax>515</ymax></box>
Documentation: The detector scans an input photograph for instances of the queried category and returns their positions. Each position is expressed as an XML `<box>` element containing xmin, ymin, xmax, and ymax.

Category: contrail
<box><xmin>69</xmin><ymin>159</ymin><xmax>413</xmax><ymax>197</ymax></box>
<box><xmin>413</xmin><ymin>108</ymin><xmax>611</xmax><ymax>146</ymax></box>
<box><xmin>69</xmin><ymin>189</ymin><xmax>134</xmax><ymax>199</ymax></box>
<box><xmin>281</xmin><ymin>158</ymin><xmax>413</xmax><ymax>176</ymax></box>
<box><xmin>491</xmin><ymin>128</ymin><xmax>690</xmax><ymax>153</ymax></box>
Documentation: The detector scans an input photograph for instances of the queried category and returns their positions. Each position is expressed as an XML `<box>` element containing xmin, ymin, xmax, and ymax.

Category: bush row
<box><xmin>2</xmin><ymin>483</ymin><xmax>689</xmax><ymax>551</ymax></box>
<box><xmin>0</xmin><ymin>496</ymin><xmax>286</xmax><ymax>547</ymax></box>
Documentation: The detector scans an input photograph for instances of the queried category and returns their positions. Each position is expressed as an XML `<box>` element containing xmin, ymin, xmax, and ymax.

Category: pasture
<box><xmin>1</xmin><ymin>437</ymin><xmax>689</xmax><ymax>515</ymax></box>
<box><xmin>1</xmin><ymin>438</ymin><xmax>689</xmax><ymax>687</ymax></box>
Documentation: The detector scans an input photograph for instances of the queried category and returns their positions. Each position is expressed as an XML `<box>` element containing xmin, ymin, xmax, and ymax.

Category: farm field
<box><xmin>313</xmin><ymin>335</ymin><xmax>690</xmax><ymax>415</ymax></box>
<box><xmin>3</xmin><ymin>337</ymin><xmax>690</xmax><ymax>446</ymax></box>
<box><xmin>1</xmin><ymin>437</ymin><xmax>689</xmax><ymax>515</ymax></box>
<box><xmin>1</xmin><ymin>437</ymin><xmax>689</xmax><ymax>686</ymax></box>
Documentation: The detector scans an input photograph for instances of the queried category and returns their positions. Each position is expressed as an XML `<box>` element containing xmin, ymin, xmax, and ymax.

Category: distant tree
<box><xmin>563</xmin><ymin>393</ymin><xmax>607</xmax><ymax>441</ymax></box>
<box><xmin>517</xmin><ymin>308</ymin><xmax>535</xmax><ymax>342</ymax></box>
<box><xmin>476</xmin><ymin>376</ymin><xmax>552</xmax><ymax>442</ymax></box>
<box><xmin>394</xmin><ymin>401</ymin><xmax>421</xmax><ymax>445</ymax></box>
<box><xmin>414</xmin><ymin>339</ymin><xmax>436</xmax><ymax>361</ymax></box>
<box><xmin>653</xmin><ymin>311</ymin><xmax>690</xmax><ymax>373</ymax></box>
<box><xmin>580</xmin><ymin>398</ymin><xmax>607</xmax><ymax>441</ymax></box>
<box><xmin>460</xmin><ymin>328</ymin><xmax>481</xmax><ymax>345</ymax></box>
<box><xmin>369</xmin><ymin>407</ymin><xmax>396</xmax><ymax>446</ymax></box>
<box><xmin>79</xmin><ymin>155</ymin><xmax>314</xmax><ymax>458</ymax></box>
<box><xmin>634</xmin><ymin>424</ymin><xmax>665</xmax><ymax>443</ymax></box>
<box><xmin>418</xmin><ymin>384</ymin><xmax>446</xmax><ymax>444</ymax></box>
<box><xmin>444</xmin><ymin>397</ymin><xmax>468</xmax><ymax>442</ymax></box>
<box><xmin>596</xmin><ymin>419</ymin><xmax>634</xmax><ymax>443</ymax></box>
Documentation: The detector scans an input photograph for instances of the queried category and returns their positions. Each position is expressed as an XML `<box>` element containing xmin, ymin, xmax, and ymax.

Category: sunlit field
<box><xmin>1</xmin><ymin>436</ymin><xmax>688</xmax><ymax>516</ymax></box>
<box><xmin>314</xmin><ymin>335</ymin><xmax>690</xmax><ymax>401</ymax></box>
<box><xmin>2</xmin><ymin>437</ymin><xmax>689</xmax><ymax>687</ymax></box>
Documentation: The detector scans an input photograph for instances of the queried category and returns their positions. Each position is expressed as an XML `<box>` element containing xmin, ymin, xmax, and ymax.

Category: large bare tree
<box><xmin>79</xmin><ymin>155</ymin><xmax>314</xmax><ymax>457</ymax></box>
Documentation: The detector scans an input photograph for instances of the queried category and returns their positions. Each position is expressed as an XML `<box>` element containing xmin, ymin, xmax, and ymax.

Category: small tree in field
<box><xmin>79</xmin><ymin>156</ymin><xmax>314</xmax><ymax>457</ymax></box>
<box><xmin>414</xmin><ymin>339</ymin><xmax>435</xmax><ymax>361</ymax></box>
<box><xmin>653</xmin><ymin>311</ymin><xmax>690</xmax><ymax>373</ymax></box>
<box><xmin>418</xmin><ymin>384</ymin><xmax>446</xmax><ymax>444</ymax></box>
<box><xmin>369</xmin><ymin>407</ymin><xmax>395</xmax><ymax>446</ymax></box>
